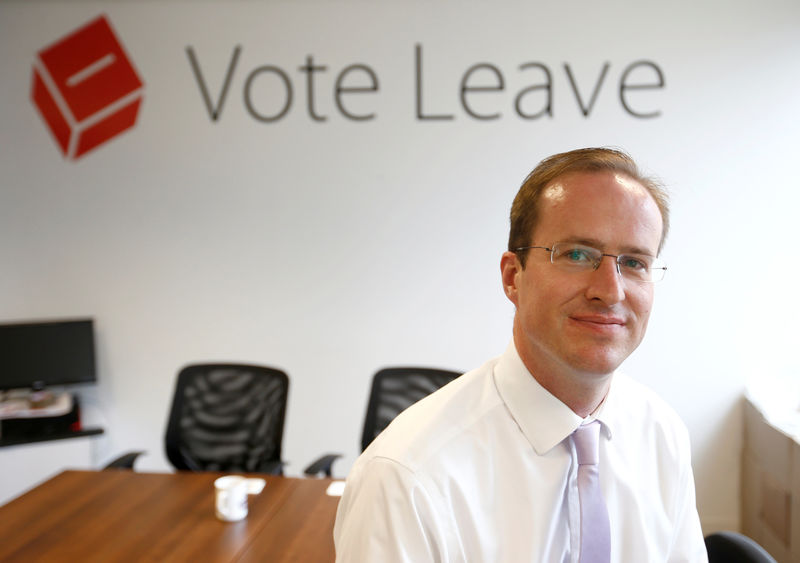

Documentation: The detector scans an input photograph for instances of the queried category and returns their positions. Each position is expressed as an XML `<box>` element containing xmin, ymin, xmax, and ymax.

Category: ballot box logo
<box><xmin>31</xmin><ymin>15</ymin><xmax>144</xmax><ymax>160</ymax></box>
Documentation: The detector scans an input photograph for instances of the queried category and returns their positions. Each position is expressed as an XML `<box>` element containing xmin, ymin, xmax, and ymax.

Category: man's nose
<box><xmin>585</xmin><ymin>255</ymin><xmax>626</xmax><ymax>304</ymax></box>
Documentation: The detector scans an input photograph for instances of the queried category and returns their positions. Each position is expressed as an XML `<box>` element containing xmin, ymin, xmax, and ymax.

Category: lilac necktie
<box><xmin>573</xmin><ymin>421</ymin><xmax>611</xmax><ymax>563</ymax></box>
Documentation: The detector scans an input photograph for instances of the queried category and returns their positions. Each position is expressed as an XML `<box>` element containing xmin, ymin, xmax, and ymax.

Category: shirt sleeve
<box><xmin>333</xmin><ymin>456</ymin><xmax>453</xmax><ymax>563</ymax></box>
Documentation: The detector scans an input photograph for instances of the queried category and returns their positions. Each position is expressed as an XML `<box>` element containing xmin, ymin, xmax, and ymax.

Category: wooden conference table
<box><xmin>0</xmin><ymin>469</ymin><xmax>341</xmax><ymax>562</ymax></box>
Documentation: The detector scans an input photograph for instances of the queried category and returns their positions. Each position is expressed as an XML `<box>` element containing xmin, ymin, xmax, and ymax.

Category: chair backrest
<box><xmin>705</xmin><ymin>531</ymin><xmax>778</xmax><ymax>563</ymax></box>
<box><xmin>361</xmin><ymin>367</ymin><xmax>461</xmax><ymax>451</ymax></box>
<box><xmin>164</xmin><ymin>363</ymin><xmax>289</xmax><ymax>474</ymax></box>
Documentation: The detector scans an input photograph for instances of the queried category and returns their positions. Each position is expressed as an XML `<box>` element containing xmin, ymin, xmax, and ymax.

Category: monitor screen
<box><xmin>0</xmin><ymin>318</ymin><xmax>96</xmax><ymax>391</ymax></box>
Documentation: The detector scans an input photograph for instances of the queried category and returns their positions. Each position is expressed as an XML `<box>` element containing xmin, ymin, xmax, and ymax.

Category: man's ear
<box><xmin>500</xmin><ymin>251</ymin><xmax>522</xmax><ymax>307</ymax></box>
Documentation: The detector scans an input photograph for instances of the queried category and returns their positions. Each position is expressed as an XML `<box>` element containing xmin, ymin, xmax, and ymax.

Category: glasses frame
<box><xmin>514</xmin><ymin>243</ymin><xmax>667</xmax><ymax>283</ymax></box>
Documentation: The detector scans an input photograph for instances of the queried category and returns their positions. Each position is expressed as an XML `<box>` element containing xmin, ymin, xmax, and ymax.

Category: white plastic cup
<box><xmin>214</xmin><ymin>475</ymin><xmax>249</xmax><ymax>522</ymax></box>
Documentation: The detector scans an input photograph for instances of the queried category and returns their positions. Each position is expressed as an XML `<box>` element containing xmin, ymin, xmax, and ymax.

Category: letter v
<box><xmin>186</xmin><ymin>45</ymin><xmax>242</xmax><ymax>121</ymax></box>
<box><xmin>564</xmin><ymin>62</ymin><xmax>610</xmax><ymax>117</ymax></box>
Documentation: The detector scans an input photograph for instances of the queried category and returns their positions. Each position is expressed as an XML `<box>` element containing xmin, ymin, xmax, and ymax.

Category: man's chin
<box><xmin>568</xmin><ymin>350</ymin><xmax>627</xmax><ymax>378</ymax></box>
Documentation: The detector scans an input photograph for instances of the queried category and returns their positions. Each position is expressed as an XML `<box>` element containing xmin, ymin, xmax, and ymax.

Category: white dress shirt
<box><xmin>334</xmin><ymin>342</ymin><xmax>707</xmax><ymax>562</ymax></box>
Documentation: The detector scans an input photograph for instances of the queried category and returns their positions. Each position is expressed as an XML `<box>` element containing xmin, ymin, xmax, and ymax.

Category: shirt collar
<box><xmin>593</xmin><ymin>378</ymin><xmax>617</xmax><ymax>441</ymax></box>
<box><xmin>493</xmin><ymin>340</ymin><xmax>614</xmax><ymax>455</ymax></box>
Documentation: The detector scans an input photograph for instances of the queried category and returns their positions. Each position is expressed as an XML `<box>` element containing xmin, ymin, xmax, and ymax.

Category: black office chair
<box><xmin>705</xmin><ymin>531</ymin><xmax>778</xmax><ymax>563</ymax></box>
<box><xmin>304</xmin><ymin>366</ymin><xmax>461</xmax><ymax>477</ymax></box>
<box><xmin>104</xmin><ymin>363</ymin><xmax>289</xmax><ymax>475</ymax></box>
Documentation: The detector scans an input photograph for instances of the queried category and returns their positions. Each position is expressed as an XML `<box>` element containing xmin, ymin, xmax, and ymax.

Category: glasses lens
<box><xmin>617</xmin><ymin>254</ymin><xmax>651</xmax><ymax>280</ymax></box>
<box><xmin>617</xmin><ymin>254</ymin><xmax>666</xmax><ymax>282</ymax></box>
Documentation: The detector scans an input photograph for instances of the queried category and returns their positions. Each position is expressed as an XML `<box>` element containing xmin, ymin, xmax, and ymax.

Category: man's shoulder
<box><xmin>614</xmin><ymin>372</ymin><xmax>685</xmax><ymax>417</ymax></box>
<box><xmin>609</xmin><ymin>373</ymin><xmax>692</xmax><ymax>453</ymax></box>
<box><xmin>355</xmin><ymin>356</ymin><xmax>505</xmax><ymax>472</ymax></box>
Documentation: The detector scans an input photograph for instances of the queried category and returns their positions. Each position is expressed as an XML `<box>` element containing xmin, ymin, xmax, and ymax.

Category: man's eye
<box><xmin>620</xmin><ymin>256</ymin><xmax>648</xmax><ymax>270</ymax></box>
<box><xmin>563</xmin><ymin>248</ymin><xmax>592</xmax><ymax>262</ymax></box>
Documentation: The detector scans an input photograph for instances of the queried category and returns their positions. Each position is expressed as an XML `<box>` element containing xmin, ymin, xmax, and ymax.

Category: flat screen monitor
<box><xmin>0</xmin><ymin>318</ymin><xmax>96</xmax><ymax>391</ymax></box>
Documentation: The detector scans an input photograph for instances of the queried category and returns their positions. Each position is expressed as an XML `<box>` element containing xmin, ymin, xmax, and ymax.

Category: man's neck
<box><xmin>513</xmin><ymin>328</ymin><xmax>612</xmax><ymax>418</ymax></box>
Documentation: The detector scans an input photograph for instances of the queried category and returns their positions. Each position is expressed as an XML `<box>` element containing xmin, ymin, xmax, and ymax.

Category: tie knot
<box><xmin>573</xmin><ymin>421</ymin><xmax>601</xmax><ymax>465</ymax></box>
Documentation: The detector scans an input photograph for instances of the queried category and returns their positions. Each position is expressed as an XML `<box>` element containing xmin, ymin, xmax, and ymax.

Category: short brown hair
<box><xmin>508</xmin><ymin>147</ymin><xmax>669</xmax><ymax>266</ymax></box>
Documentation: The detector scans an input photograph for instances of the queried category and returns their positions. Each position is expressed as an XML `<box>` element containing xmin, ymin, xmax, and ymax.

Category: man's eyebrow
<box><xmin>560</xmin><ymin>236</ymin><xmax>656</xmax><ymax>256</ymax></box>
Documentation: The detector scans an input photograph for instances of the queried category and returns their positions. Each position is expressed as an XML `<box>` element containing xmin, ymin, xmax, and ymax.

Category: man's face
<box><xmin>501</xmin><ymin>170</ymin><xmax>663</xmax><ymax>381</ymax></box>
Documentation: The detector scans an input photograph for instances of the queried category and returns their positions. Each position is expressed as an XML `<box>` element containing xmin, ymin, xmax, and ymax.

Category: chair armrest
<box><xmin>303</xmin><ymin>453</ymin><xmax>343</xmax><ymax>477</ymax></box>
<box><xmin>103</xmin><ymin>451</ymin><xmax>145</xmax><ymax>470</ymax></box>
<box><xmin>260</xmin><ymin>459</ymin><xmax>286</xmax><ymax>475</ymax></box>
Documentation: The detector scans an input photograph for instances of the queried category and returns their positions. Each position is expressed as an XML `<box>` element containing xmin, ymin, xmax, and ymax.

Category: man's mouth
<box><xmin>569</xmin><ymin>314</ymin><xmax>626</xmax><ymax>330</ymax></box>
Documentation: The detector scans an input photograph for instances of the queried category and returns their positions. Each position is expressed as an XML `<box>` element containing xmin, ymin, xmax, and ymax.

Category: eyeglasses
<box><xmin>514</xmin><ymin>242</ymin><xmax>667</xmax><ymax>283</ymax></box>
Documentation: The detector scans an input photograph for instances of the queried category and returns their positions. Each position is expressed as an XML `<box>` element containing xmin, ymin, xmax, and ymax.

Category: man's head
<box><xmin>508</xmin><ymin>147</ymin><xmax>669</xmax><ymax>267</ymax></box>
<box><xmin>500</xmin><ymin>148</ymin><xmax>667</xmax><ymax>409</ymax></box>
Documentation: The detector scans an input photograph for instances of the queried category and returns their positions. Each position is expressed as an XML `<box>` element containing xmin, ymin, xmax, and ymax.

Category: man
<box><xmin>334</xmin><ymin>148</ymin><xmax>707</xmax><ymax>562</ymax></box>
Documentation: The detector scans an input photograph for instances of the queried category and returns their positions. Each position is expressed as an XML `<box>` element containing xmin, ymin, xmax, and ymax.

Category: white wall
<box><xmin>2</xmin><ymin>0</ymin><xmax>800</xmax><ymax>534</ymax></box>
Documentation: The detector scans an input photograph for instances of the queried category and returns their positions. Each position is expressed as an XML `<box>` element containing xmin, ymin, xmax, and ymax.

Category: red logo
<box><xmin>31</xmin><ymin>15</ymin><xmax>144</xmax><ymax>160</ymax></box>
